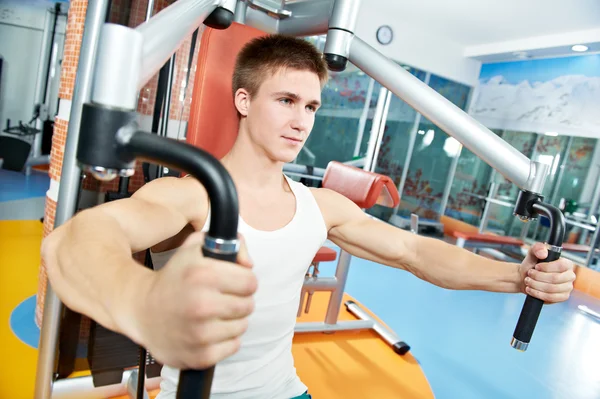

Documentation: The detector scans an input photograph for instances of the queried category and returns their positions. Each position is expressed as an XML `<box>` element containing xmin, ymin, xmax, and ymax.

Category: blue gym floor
<box><xmin>2</xmin><ymin>169</ymin><xmax>600</xmax><ymax>399</ymax></box>
<box><xmin>0</xmin><ymin>169</ymin><xmax>49</xmax><ymax>220</ymax></box>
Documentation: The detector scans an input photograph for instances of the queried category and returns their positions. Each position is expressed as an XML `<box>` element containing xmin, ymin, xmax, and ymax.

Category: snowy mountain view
<box><xmin>470</xmin><ymin>74</ymin><xmax>600</xmax><ymax>134</ymax></box>
<box><xmin>469</xmin><ymin>55</ymin><xmax>600</xmax><ymax>136</ymax></box>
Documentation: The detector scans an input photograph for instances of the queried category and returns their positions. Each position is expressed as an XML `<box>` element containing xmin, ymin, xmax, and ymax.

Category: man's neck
<box><xmin>221</xmin><ymin>131</ymin><xmax>286</xmax><ymax>192</ymax></box>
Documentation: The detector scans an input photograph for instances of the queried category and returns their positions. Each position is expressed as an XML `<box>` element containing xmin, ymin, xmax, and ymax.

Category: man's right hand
<box><xmin>123</xmin><ymin>232</ymin><xmax>257</xmax><ymax>369</ymax></box>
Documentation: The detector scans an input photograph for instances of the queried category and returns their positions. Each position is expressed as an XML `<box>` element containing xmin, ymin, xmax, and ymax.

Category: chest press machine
<box><xmin>35</xmin><ymin>0</ymin><xmax>566</xmax><ymax>398</ymax></box>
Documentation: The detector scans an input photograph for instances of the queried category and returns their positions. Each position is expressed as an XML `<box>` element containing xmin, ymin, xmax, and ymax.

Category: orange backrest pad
<box><xmin>573</xmin><ymin>265</ymin><xmax>600</xmax><ymax>299</ymax></box>
<box><xmin>322</xmin><ymin>161</ymin><xmax>400</xmax><ymax>209</ymax></box>
<box><xmin>440</xmin><ymin>215</ymin><xmax>479</xmax><ymax>236</ymax></box>
<box><xmin>186</xmin><ymin>23</ymin><xmax>266</xmax><ymax>157</ymax></box>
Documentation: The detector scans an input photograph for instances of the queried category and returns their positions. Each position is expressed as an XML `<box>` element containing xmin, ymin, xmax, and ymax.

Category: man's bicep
<box><xmin>319</xmin><ymin>188</ymin><xmax>416</xmax><ymax>269</ymax></box>
<box><xmin>98</xmin><ymin>176</ymin><xmax>207</xmax><ymax>252</ymax></box>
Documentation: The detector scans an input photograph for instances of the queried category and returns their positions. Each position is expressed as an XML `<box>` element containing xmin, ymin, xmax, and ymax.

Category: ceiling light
<box><xmin>571</xmin><ymin>44</ymin><xmax>589</xmax><ymax>52</ymax></box>
<box><xmin>513</xmin><ymin>51</ymin><xmax>529</xmax><ymax>59</ymax></box>
<box><xmin>545</xmin><ymin>132</ymin><xmax>558</xmax><ymax>136</ymax></box>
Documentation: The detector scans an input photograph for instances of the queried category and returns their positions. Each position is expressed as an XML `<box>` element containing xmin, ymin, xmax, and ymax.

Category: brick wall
<box><xmin>37</xmin><ymin>0</ymin><xmax>89</xmax><ymax>326</ymax></box>
<box><xmin>37</xmin><ymin>0</ymin><xmax>205</xmax><ymax>324</ymax></box>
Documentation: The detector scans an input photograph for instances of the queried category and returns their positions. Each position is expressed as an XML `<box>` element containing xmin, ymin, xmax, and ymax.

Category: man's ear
<box><xmin>234</xmin><ymin>88</ymin><xmax>250</xmax><ymax>117</ymax></box>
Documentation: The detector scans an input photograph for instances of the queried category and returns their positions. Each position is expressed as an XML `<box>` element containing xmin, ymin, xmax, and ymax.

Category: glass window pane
<box><xmin>445</xmin><ymin>148</ymin><xmax>493</xmax><ymax>226</ymax></box>
<box><xmin>300</xmin><ymin>66</ymin><xmax>380</xmax><ymax>168</ymax></box>
<box><xmin>555</xmin><ymin>137</ymin><xmax>597</xmax><ymax>204</ymax></box>
<box><xmin>394</xmin><ymin>76</ymin><xmax>472</xmax><ymax>221</ymax></box>
<box><xmin>533</xmin><ymin>135</ymin><xmax>570</xmax><ymax>200</ymax></box>
<box><xmin>486</xmin><ymin>130</ymin><xmax>536</xmax><ymax>235</ymax></box>
<box><xmin>297</xmin><ymin>36</ymin><xmax>380</xmax><ymax>169</ymax></box>
<box><xmin>367</xmin><ymin>66</ymin><xmax>427</xmax><ymax>221</ymax></box>
<box><xmin>529</xmin><ymin>137</ymin><xmax>598</xmax><ymax>243</ymax></box>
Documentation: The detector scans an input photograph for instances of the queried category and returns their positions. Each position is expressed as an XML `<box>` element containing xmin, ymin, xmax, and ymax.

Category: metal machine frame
<box><xmin>34</xmin><ymin>0</ymin><xmax>567</xmax><ymax>398</ymax></box>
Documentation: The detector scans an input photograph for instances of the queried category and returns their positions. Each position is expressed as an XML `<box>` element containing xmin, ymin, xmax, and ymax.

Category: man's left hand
<box><xmin>519</xmin><ymin>242</ymin><xmax>576</xmax><ymax>303</ymax></box>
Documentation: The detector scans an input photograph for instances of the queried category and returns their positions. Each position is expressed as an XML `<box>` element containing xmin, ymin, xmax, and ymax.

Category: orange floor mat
<box><xmin>1</xmin><ymin>220</ymin><xmax>432</xmax><ymax>398</ymax></box>
<box><xmin>114</xmin><ymin>292</ymin><xmax>433</xmax><ymax>399</ymax></box>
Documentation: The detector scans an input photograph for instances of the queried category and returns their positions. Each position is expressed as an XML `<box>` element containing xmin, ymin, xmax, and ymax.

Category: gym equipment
<box><xmin>453</xmin><ymin>231</ymin><xmax>525</xmax><ymax>263</ymax></box>
<box><xmin>294</xmin><ymin>161</ymin><xmax>410</xmax><ymax>355</ymax></box>
<box><xmin>578</xmin><ymin>305</ymin><xmax>600</xmax><ymax>321</ymax></box>
<box><xmin>0</xmin><ymin>136</ymin><xmax>33</xmax><ymax>172</ymax></box>
<box><xmin>2</xmin><ymin>3</ymin><xmax>68</xmax><ymax>174</ymax></box>
<box><xmin>390</xmin><ymin>214</ymin><xmax>445</xmax><ymax>237</ymax></box>
<box><xmin>35</xmin><ymin>0</ymin><xmax>567</xmax><ymax>397</ymax></box>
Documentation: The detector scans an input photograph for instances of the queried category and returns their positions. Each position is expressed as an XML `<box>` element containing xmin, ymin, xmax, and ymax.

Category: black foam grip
<box><xmin>176</xmin><ymin>247</ymin><xmax>238</xmax><ymax>399</ymax></box>
<box><xmin>512</xmin><ymin>249</ymin><xmax>561</xmax><ymax>345</ymax></box>
<box><xmin>176</xmin><ymin>368</ymin><xmax>215</xmax><ymax>399</ymax></box>
<box><xmin>201</xmin><ymin>248</ymin><xmax>237</xmax><ymax>263</ymax></box>
<box><xmin>393</xmin><ymin>341</ymin><xmax>410</xmax><ymax>355</ymax></box>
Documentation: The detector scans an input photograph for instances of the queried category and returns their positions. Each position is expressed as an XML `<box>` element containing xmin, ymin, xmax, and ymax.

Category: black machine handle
<box><xmin>77</xmin><ymin>102</ymin><xmax>240</xmax><ymax>398</ymax></box>
<box><xmin>511</xmin><ymin>200</ymin><xmax>565</xmax><ymax>351</ymax></box>
<box><xmin>120</xmin><ymin>131</ymin><xmax>240</xmax><ymax>398</ymax></box>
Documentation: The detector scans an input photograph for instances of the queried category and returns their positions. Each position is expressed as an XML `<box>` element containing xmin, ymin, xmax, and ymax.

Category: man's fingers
<box><xmin>186</xmin><ymin>318</ymin><xmax>249</xmax><ymax>347</ymax></box>
<box><xmin>182</xmin><ymin>336</ymin><xmax>242</xmax><ymax>369</ymax></box>
<box><xmin>525</xmin><ymin>286</ymin><xmax>570</xmax><ymax>304</ymax></box>
<box><xmin>527</xmin><ymin>268</ymin><xmax>576</xmax><ymax>284</ymax></box>
<box><xmin>218</xmin><ymin>294</ymin><xmax>255</xmax><ymax>320</ymax></box>
<box><xmin>525</xmin><ymin>277</ymin><xmax>573</xmax><ymax>294</ymax></box>
<box><xmin>184</xmin><ymin>260</ymin><xmax>258</xmax><ymax>297</ymax></box>
<box><xmin>534</xmin><ymin>258</ymin><xmax>573</xmax><ymax>273</ymax></box>
<box><xmin>236</xmin><ymin>234</ymin><xmax>253</xmax><ymax>268</ymax></box>
<box><xmin>180</xmin><ymin>231</ymin><xmax>206</xmax><ymax>248</ymax></box>
<box><xmin>214</xmin><ymin>261</ymin><xmax>258</xmax><ymax>295</ymax></box>
<box><xmin>526</xmin><ymin>243</ymin><xmax>548</xmax><ymax>264</ymax></box>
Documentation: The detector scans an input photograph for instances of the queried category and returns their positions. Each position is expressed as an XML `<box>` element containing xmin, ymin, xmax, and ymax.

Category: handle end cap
<box><xmin>511</xmin><ymin>337</ymin><xmax>529</xmax><ymax>352</ymax></box>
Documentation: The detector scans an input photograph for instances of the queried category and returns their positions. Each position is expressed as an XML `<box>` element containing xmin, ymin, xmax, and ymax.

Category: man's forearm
<box><xmin>408</xmin><ymin>236</ymin><xmax>522</xmax><ymax>293</ymax></box>
<box><xmin>43</xmin><ymin>209</ymin><xmax>153</xmax><ymax>338</ymax></box>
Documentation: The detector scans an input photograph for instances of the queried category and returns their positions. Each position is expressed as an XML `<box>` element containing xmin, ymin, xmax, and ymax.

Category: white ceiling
<box><xmin>371</xmin><ymin>0</ymin><xmax>600</xmax><ymax>62</ymax></box>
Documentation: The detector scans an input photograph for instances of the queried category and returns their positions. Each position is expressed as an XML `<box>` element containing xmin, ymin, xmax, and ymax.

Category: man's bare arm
<box><xmin>42</xmin><ymin>176</ymin><xmax>208</xmax><ymax>337</ymax></box>
<box><xmin>314</xmin><ymin>188</ymin><xmax>574</xmax><ymax>301</ymax></box>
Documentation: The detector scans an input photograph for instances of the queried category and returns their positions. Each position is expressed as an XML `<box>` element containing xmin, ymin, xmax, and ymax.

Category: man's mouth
<box><xmin>282</xmin><ymin>136</ymin><xmax>303</xmax><ymax>143</ymax></box>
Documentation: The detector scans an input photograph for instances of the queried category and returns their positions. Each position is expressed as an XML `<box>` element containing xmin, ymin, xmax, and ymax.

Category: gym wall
<box><xmin>0</xmin><ymin>1</ymin><xmax>67</xmax><ymax>131</ymax></box>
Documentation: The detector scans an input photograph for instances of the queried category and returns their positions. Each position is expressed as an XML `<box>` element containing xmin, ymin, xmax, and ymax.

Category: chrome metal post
<box><xmin>34</xmin><ymin>1</ymin><xmax>110</xmax><ymax>398</ymax></box>
<box><xmin>363</xmin><ymin>87</ymin><xmax>388</xmax><ymax>172</ymax></box>
<box><xmin>549</xmin><ymin>136</ymin><xmax>573</xmax><ymax>205</ymax></box>
<box><xmin>370</xmin><ymin>90</ymin><xmax>392</xmax><ymax>173</ymax></box>
<box><xmin>479</xmin><ymin>180</ymin><xmax>497</xmax><ymax>234</ymax></box>
<box><xmin>234</xmin><ymin>0</ymin><xmax>247</xmax><ymax>23</ymax></box>
<box><xmin>324</xmin><ymin>250</ymin><xmax>353</xmax><ymax>324</ymax></box>
<box><xmin>353</xmin><ymin>78</ymin><xmax>375</xmax><ymax>158</ymax></box>
<box><xmin>439</xmin><ymin>143</ymin><xmax>463</xmax><ymax>219</ymax></box>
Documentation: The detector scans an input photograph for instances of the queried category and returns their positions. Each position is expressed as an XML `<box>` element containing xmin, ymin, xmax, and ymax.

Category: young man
<box><xmin>43</xmin><ymin>35</ymin><xmax>576</xmax><ymax>399</ymax></box>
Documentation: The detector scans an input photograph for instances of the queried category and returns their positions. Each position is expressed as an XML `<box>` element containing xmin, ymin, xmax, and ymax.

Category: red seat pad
<box><xmin>313</xmin><ymin>246</ymin><xmax>337</xmax><ymax>263</ymax></box>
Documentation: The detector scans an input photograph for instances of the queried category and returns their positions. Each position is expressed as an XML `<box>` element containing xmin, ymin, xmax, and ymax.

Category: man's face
<box><xmin>241</xmin><ymin>68</ymin><xmax>322</xmax><ymax>163</ymax></box>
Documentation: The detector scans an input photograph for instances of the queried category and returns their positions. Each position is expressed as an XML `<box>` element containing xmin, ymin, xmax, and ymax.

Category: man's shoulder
<box><xmin>134</xmin><ymin>175</ymin><xmax>209</xmax><ymax>221</ymax></box>
<box><xmin>309</xmin><ymin>187</ymin><xmax>348</xmax><ymax>210</ymax></box>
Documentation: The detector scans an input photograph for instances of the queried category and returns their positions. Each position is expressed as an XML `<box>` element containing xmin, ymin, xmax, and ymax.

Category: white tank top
<box><xmin>153</xmin><ymin>175</ymin><xmax>328</xmax><ymax>399</ymax></box>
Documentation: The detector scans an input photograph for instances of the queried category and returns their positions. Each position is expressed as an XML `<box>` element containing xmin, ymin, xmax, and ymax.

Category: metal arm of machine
<box><xmin>77</xmin><ymin>103</ymin><xmax>241</xmax><ymax>398</ymax></box>
<box><xmin>91</xmin><ymin>0</ymin><xmax>237</xmax><ymax>112</ymax></box>
<box><xmin>243</xmin><ymin>0</ymin><xmax>333</xmax><ymax>36</ymax></box>
<box><xmin>35</xmin><ymin>1</ymin><xmax>240</xmax><ymax>398</ymax></box>
<box><xmin>319</xmin><ymin>0</ymin><xmax>548</xmax><ymax>195</ymax></box>
<box><xmin>317</xmin><ymin>0</ymin><xmax>565</xmax><ymax>352</ymax></box>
